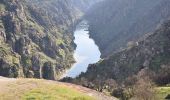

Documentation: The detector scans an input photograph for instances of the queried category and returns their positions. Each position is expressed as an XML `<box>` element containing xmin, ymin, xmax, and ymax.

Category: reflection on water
<box><xmin>64</xmin><ymin>21</ymin><xmax>101</xmax><ymax>78</ymax></box>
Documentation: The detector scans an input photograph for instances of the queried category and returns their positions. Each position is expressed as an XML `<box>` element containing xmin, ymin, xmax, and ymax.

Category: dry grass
<box><xmin>155</xmin><ymin>86</ymin><xmax>170</xmax><ymax>100</ymax></box>
<box><xmin>0</xmin><ymin>78</ymin><xmax>95</xmax><ymax>100</ymax></box>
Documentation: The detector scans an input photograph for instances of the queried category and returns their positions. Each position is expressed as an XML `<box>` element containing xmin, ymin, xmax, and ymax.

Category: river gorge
<box><xmin>64</xmin><ymin>21</ymin><xmax>101</xmax><ymax>78</ymax></box>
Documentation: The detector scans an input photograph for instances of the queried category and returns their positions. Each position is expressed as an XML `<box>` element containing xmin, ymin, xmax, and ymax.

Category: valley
<box><xmin>0</xmin><ymin>0</ymin><xmax>170</xmax><ymax>100</ymax></box>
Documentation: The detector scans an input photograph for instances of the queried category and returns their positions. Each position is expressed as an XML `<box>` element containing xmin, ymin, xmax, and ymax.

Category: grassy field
<box><xmin>155</xmin><ymin>86</ymin><xmax>170</xmax><ymax>100</ymax></box>
<box><xmin>22</xmin><ymin>84</ymin><xmax>95</xmax><ymax>100</ymax></box>
<box><xmin>0</xmin><ymin>79</ymin><xmax>95</xmax><ymax>100</ymax></box>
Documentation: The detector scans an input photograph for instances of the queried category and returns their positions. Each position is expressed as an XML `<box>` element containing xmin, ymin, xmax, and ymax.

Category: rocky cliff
<box><xmin>0</xmin><ymin>0</ymin><xmax>95</xmax><ymax>80</ymax></box>
<box><xmin>86</xmin><ymin>0</ymin><xmax>170</xmax><ymax>57</ymax></box>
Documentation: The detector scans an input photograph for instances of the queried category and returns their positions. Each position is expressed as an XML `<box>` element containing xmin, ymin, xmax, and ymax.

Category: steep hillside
<box><xmin>71</xmin><ymin>0</ymin><xmax>103</xmax><ymax>12</ymax></box>
<box><xmin>86</xmin><ymin>0</ymin><xmax>170</xmax><ymax>57</ymax></box>
<box><xmin>0</xmin><ymin>77</ymin><xmax>117</xmax><ymax>100</ymax></box>
<box><xmin>0</xmin><ymin>0</ymin><xmax>94</xmax><ymax>80</ymax></box>
<box><xmin>71</xmin><ymin>19</ymin><xmax>170</xmax><ymax>99</ymax></box>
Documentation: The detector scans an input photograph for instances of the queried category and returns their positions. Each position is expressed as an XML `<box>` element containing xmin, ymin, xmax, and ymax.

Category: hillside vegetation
<box><xmin>0</xmin><ymin>0</ymin><xmax>79</xmax><ymax>80</ymax></box>
<box><xmin>0</xmin><ymin>0</ymin><xmax>101</xmax><ymax>80</ymax></box>
<box><xmin>86</xmin><ymin>0</ymin><xmax>170</xmax><ymax>57</ymax></box>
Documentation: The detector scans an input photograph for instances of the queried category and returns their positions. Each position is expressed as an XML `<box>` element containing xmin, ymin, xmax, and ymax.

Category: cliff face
<box><xmin>73</xmin><ymin>19</ymin><xmax>170</xmax><ymax>95</ymax></box>
<box><xmin>86</xmin><ymin>0</ymin><xmax>170</xmax><ymax>57</ymax></box>
<box><xmin>0</xmin><ymin>0</ymin><xmax>92</xmax><ymax>79</ymax></box>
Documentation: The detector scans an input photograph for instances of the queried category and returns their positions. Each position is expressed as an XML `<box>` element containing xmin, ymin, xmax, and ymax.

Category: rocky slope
<box><xmin>86</xmin><ymin>0</ymin><xmax>170</xmax><ymax>57</ymax></box>
<box><xmin>0</xmin><ymin>0</ymin><xmax>100</xmax><ymax>80</ymax></box>
<box><xmin>70</xmin><ymin>19</ymin><xmax>170</xmax><ymax>99</ymax></box>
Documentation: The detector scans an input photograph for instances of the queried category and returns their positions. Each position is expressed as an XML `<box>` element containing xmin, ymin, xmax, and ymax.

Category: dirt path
<box><xmin>0</xmin><ymin>77</ymin><xmax>118</xmax><ymax>100</ymax></box>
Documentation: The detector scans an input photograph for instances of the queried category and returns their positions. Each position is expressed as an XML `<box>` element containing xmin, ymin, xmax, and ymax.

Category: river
<box><xmin>64</xmin><ymin>21</ymin><xmax>101</xmax><ymax>78</ymax></box>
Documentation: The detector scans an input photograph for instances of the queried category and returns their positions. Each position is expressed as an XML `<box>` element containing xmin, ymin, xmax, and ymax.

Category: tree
<box><xmin>132</xmin><ymin>68</ymin><xmax>155</xmax><ymax>100</ymax></box>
